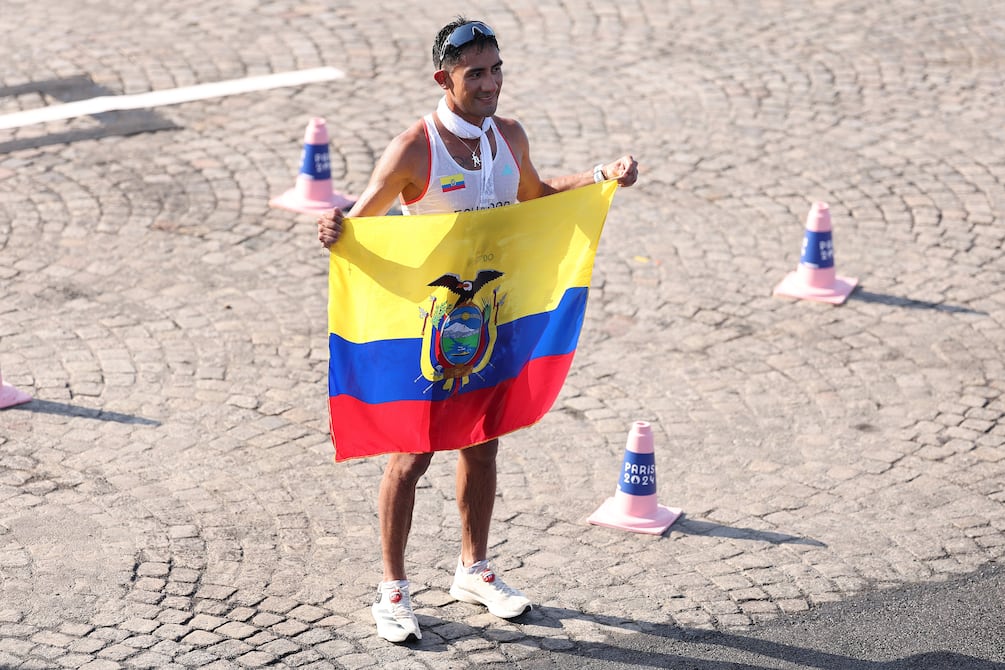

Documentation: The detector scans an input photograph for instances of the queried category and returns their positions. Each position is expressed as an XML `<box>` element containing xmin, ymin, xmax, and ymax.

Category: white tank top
<box><xmin>401</xmin><ymin>114</ymin><xmax>521</xmax><ymax>215</ymax></box>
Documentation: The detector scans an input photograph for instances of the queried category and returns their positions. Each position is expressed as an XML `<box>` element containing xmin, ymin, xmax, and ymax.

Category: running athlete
<box><xmin>317</xmin><ymin>16</ymin><xmax>638</xmax><ymax>643</ymax></box>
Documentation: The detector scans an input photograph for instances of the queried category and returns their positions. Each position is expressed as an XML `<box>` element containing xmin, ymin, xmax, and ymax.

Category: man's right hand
<box><xmin>318</xmin><ymin>207</ymin><xmax>344</xmax><ymax>248</ymax></box>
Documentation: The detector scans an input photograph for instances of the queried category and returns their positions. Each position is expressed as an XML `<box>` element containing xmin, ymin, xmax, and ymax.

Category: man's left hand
<box><xmin>604</xmin><ymin>155</ymin><xmax>639</xmax><ymax>187</ymax></box>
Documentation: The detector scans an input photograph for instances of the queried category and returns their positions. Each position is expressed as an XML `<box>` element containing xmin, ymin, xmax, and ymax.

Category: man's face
<box><xmin>441</xmin><ymin>45</ymin><xmax>503</xmax><ymax>122</ymax></box>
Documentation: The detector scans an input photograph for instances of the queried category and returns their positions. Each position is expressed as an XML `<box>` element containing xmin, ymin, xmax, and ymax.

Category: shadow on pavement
<box><xmin>4</xmin><ymin>398</ymin><xmax>160</xmax><ymax>426</ymax></box>
<box><xmin>529</xmin><ymin>608</ymin><xmax>1004</xmax><ymax>670</ymax></box>
<box><xmin>0</xmin><ymin>75</ymin><xmax>177</xmax><ymax>153</ymax></box>
<box><xmin>849</xmin><ymin>289</ymin><xmax>987</xmax><ymax>316</ymax></box>
<box><xmin>673</xmin><ymin>517</ymin><xmax>828</xmax><ymax>547</ymax></box>
<box><xmin>0</xmin><ymin>113</ymin><xmax>178</xmax><ymax>153</ymax></box>
<box><xmin>556</xmin><ymin>638</ymin><xmax>1005</xmax><ymax>669</ymax></box>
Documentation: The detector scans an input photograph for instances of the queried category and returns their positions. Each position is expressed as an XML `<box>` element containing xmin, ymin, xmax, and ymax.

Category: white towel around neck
<box><xmin>436</xmin><ymin>97</ymin><xmax>497</xmax><ymax>207</ymax></box>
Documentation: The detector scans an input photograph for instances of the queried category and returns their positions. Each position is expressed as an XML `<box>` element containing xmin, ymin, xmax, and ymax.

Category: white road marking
<box><xmin>0</xmin><ymin>67</ymin><xmax>345</xmax><ymax>130</ymax></box>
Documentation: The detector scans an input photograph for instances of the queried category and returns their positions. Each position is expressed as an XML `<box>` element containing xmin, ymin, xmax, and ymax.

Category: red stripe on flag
<box><xmin>328</xmin><ymin>352</ymin><xmax>576</xmax><ymax>461</ymax></box>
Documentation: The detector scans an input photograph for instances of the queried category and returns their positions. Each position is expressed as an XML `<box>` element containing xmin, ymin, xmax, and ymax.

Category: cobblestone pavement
<box><xmin>2</xmin><ymin>0</ymin><xmax>1004</xmax><ymax>668</ymax></box>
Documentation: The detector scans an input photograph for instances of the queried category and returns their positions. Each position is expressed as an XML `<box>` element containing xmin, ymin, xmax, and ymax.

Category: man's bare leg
<box><xmin>456</xmin><ymin>439</ymin><xmax>498</xmax><ymax>566</ymax></box>
<box><xmin>378</xmin><ymin>452</ymin><xmax>434</xmax><ymax>581</ymax></box>
<box><xmin>450</xmin><ymin>439</ymin><xmax>530</xmax><ymax>618</ymax></box>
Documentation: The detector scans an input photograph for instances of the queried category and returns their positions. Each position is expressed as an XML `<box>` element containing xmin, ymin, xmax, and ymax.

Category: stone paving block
<box><xmin>283</xmin><ymin>649</ymin><xmax>324</xmax><ymax>667</ymax></box>
<box><xmin>235</xmin><ymin>650</ymin><xmax>275</xmax><ymax>667</ymax></box>
<box><xmin>155</xmin><ymin>610</ymin><xmax>193</xmax><ymax>626</ymax></box>
<box><xmin>70</xmin><ymin>636</ymin><xmax>109</xmax><ymax>655</ymax></box>
<box><xmin>249</xmin><ymin>612</ymin><xmax>284</xmax><ymax>628</ymax></box>
<box><xmin>207</xmin><ymin>639</ymin><xmax>254</xmax><ymax>659</ymax></box>
<box><xmin>215</xmin><ymin>621</ymin><xmax>258</xmax><ymax>641</ymax></box>
<box><xmin>27</xmin><ymin>631</ymin><xmax>71</xmax><ymax>653</ymax></box>
<box><xmin>78</xmin><ymin>661</ymin><xmax>122</xmax><ymax>670</ymax></box>
<box><xmin>336</xmin><ymin>652</ymin><xmax>379</xmax><ymax>669</ymax></box>
<box><xmin>188</xmin><ymin>614</ymin><xmax>227</xmax><ymax>631</ymax></box>
<box><xmin>257</xmin><ymin>638</ymin><xmax>299</xmax><ymax>658</ymax></box>
<box><xmin>54</xmin><ymin>651</ymin><xmax>95</xmax><ymax>667</ymax></box>
<box><xmin>287</xmin><ymin>604</ymin><xmax>330</xmax><ymax>622</ymax></box>
<box><xmin>0</xmin><ymin>638</ymin><xmax>34</xmax><ymax>656</ymax></box>
<box><xmin>180</xmin><ymin>629</ymin><xmax>223</xmax><ymax>647</ymax></box>
<box><xmin>87</xmin><ymin>626</ymin><xmax>130</xmax><ymax>646</ymax></box>
<box><xmin>270</xmin><ymin>619</ymin><xmax>310</xmax><ymax>638</ymax></box>
<box><xmin>257</xmin><ymin>595</ymin><xmax>300</xmax><ymax>614</ymax></box>
<box><xmin>193</xmin><ymin>601</ymin><xmax>230</xmax><ymax>616</ymax></box>
<box><xmin>125</xmin><ymin>591</ymin><xmax>164</xmax><ymax>606</ymax></box>
<box><xmin>97</xmin><ymin>643</ymin><xmax>137</xmax><ymax>661</ymax></box>
<box><xmin>175</xmin><ymin>649</ymin><xmax>221</xmax><ymax>667</ymax></box>
<box><xmin>195</xmin><ymin>584</ymin><xmax>237</xmax><ymax>601</ymax></box>
<box><xmin>153</xmin><ymin>623</ymin><xmax>191</xmax><ymax>641</ymax></box>
<box><xmin>170</xmin><ymin>568</ymin><xmax>202</xmax><ymax>583</ymax></box>
<box><xmin>200</xmin><ymin>661</ymin><xmax>243</xmax><ymax>670</ymax></box>
<box><xmin>121</xmin><ymin>634</ymin><xmax>160</xmax><ymax>650</ymax></box>
<box><xmin>124</xmin><ymin>650</ymin><xmax>174</xmax><ymax>668</ymax></box>
<box><xmin>136</xmin><ymin>562</ymin><xmax>171</xmax><ymax>577</ymax></box>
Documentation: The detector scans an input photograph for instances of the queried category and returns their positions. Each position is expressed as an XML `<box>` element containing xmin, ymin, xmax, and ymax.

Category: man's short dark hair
<box><xmin>432</xmin><ymin>16</ymin><xmax>499</xmax><ymax>69</ymax></box>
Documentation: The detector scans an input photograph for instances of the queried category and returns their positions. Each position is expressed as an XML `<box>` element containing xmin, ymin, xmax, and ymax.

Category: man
<box><xmin>318</xmin><ymin>17</ymin><xmax>638</xmax><ymax>643</ymax></box>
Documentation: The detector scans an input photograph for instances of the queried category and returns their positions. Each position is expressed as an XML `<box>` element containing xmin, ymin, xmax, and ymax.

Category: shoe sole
<box><xmin>374</xmin><ymin>624</ymin><xmax>421</xmax><ymax>643</ymax></box>
<box><xmin>372</xmin><ymin>609</ymin><xmax>421</xmax><ymax>643</ymax></box>
<box><xmin>378</xmin><ymin>630</ymin><xmax>421</xmax><ymax>643</ymax></box>
<box><xmin>449</xmin><ymin>585</ymin><xmax>530</xmax><ymax>619</ymax></box>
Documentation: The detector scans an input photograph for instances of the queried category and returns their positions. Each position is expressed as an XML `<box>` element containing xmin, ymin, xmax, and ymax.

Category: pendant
<box><xmin>472</xmin><ymin>152</ymin><xmax>481</xmax><ymax>168</ymax></box>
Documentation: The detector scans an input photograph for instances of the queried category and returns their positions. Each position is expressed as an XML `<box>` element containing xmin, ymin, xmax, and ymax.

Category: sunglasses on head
<box><xmin>438</xmin><ymin>21</ymin><xmax>496</xmax><ymax>66</ymax></box>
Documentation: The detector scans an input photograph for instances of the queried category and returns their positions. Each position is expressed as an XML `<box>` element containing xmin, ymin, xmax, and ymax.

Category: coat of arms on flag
<box><xmin>327</xmin><ymin>181</ymin><xmax>618</xmax><ymax>461</ymax></box>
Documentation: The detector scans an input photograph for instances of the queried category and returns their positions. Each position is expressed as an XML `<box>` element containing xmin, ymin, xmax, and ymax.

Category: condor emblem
<box><xmin>419</xmin><ymin>270</ymin><xmax>504</xmax><ymax>393</ymax></box>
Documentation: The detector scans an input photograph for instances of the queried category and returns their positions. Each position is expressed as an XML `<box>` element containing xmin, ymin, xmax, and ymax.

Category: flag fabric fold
<box><xmin>328</xmin><ymin>180</ymin><xmax>618</xmax><ymax>461</ymax></box>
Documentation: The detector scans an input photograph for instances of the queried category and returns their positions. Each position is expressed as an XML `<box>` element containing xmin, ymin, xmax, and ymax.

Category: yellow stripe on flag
<box><xmin>329</xmin><ymin>181</ymin><xmax>617</xmax><ymax>344</ymax></box>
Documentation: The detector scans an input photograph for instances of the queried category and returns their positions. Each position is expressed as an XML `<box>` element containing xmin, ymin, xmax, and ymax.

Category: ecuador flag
<box><xmin>327</xmin><ymin>181</ymin><xmax>617</xmax><ymax>461</ymax></box>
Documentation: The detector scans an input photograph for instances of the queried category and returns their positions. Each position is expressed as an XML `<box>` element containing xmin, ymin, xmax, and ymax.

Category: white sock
<box><xmin>380</xmin><ymin>579</ymin><xmax>408</xmax><ymax>590</ymax></box>
<box><xmin>466</xmin><ymin>559</ymin><xmax>489</xmax><ymax>574</ymax></box>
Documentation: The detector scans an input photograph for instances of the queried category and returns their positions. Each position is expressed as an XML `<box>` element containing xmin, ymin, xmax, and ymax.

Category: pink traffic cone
<box><xmin>773</xmin><ymin>202</ymin><xmax>858</xmax><ymax>304</ymax></box>
<box><xmin>588</xmin><ymin>421</ymin><xmax>682</xmax><ymax>535</ymax></box>
<box><xmin>0</xmin><ymin>367</ymin><xmax>31</xmax><ymax>409</ymax></box>
<box><xmin>270</xmin><ymin>117</ymin><xmax>354</xmax><ymax>215</ymax></box>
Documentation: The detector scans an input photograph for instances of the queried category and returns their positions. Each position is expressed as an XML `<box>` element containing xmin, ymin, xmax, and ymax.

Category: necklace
<box><xmin>456</xmin><ymin>135</ymin><xmax>482</xmax><ymax>168</ymax></box>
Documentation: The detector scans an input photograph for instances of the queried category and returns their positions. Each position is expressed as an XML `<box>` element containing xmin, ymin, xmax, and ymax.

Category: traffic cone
<box><xmin>269</xmin><ymin>117</ymin><xmax>354</xmax><ymax>215</ymax></box>
<box><xmin>588</xmin><ymin>421</ymin><xmax>682</xmax><ymax>535</ymax></box>
<box><xmin>0</xmin><ymin>367</ymin><xmax>31</xmax><ymax>409</ymax></box>
<box><xmin>773</xmin><ymin>202</ymin><xmax>858</xmax><ymax>304</ymax></box>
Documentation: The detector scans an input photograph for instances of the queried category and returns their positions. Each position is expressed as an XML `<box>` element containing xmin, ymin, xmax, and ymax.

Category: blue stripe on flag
<box><xmin>329</xmin><ymin>287</ymin><xmax>588</xmax><ymax>403</ymax></box>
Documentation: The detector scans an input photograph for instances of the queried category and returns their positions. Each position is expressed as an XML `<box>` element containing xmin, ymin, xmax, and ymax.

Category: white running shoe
<box><xmin>449</xmin><ymin>558</ymin><xmax>531</xmax><ymax>619</ymax></box>
<box><xmin>371</xmin><ymin>580</ymin><xmax>421</xmax><ymax>642</ymax></box>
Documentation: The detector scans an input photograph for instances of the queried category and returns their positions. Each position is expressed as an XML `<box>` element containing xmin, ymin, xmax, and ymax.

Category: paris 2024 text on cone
<box><xmin>773</xmin><ymin>201</ymin><xmax>858</xmax><ymax>305</ymax></box>
<box><xmin>0</xmin><ymin>367</ymin><xmax>31</xmax><ymax>409</ymax></box>
<box><xmin>270</xmin><ymin>117</ymin><xmax>355</xmax><ymax>215</ymax></box>
<box><xmin>588</xmin><ymin>421</ymin><xmax>682</xmax><ymax>535</ymax></box>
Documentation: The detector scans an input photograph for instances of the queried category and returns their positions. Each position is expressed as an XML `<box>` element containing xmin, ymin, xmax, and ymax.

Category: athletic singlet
<box><xmin>400</xmin><ymin>114</ymin><xmax>521</xmax><ymax>215</ymax></box>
